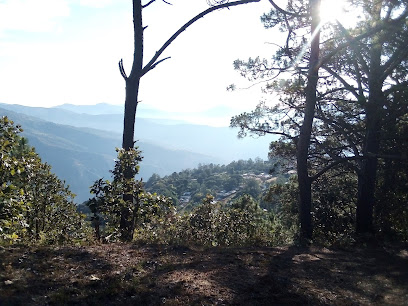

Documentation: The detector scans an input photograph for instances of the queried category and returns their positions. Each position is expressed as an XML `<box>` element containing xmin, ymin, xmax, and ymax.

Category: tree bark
<box><xmin>355</xmin><ymin>1</ymin><xmax>383</xmax><ymax>236</ymax></box>
<box><xmin>122</xmin><ymin>0</ymin><xmax>143</xmax><ymax>151</ymax></box>
<box><xmin>296</xmin><ymin>0</ymin><xmax>321</xmax><ymax>242</ymax></box>
<box><xmin>119</xmin><ymin>0</ymin><xmax>143</xmax><ymax>241</ymax></box>
<box><xmin>122</xmin><ymin>79</ymin><xmax>141</xmax><ymax>150</ymax></box>
<box><xmin>356</xmin><ymin>82</ymin><xmax>382</xmax><ymax>235</ymax></box>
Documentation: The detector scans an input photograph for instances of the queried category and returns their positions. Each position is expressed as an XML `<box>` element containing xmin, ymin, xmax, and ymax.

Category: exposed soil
<box><xmin>1</xmin><ymin>242</ymin><xmax>407</xmax><ymax>305</ymax></box>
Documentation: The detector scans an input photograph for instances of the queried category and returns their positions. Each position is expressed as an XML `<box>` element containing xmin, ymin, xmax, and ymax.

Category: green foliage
<box><xmin>132</xmin><ymin>192</ymin><xmax>175</xmax><ymax>242</ymax></box>
<box><xmin>265</xmin><ymin>171</ymin><xmax>358</xmax><ymax>246</ymax></box>
<box><xmin>89</xmin><ymin>189</ymin><xmax>286</xmax><ymax>247</ymax></box>
<box><xmin>375</xmin><ymin>113</ymin><xmax>408</xmax><ymax>241</ymax></box>
<box><xmin>88</xmin><ymin>150</ymin><xmax>291</xmax><ymax>247</ymax></box>
<box><xmin>0</xmin><ymin>117</ymin><xmax>26</xmax><ymax>242</ymax></box>
<box><xmin>88</xmin><ymin>147</ymin><xmax>174</xmax><ymax>241</ymax></box>
<box><xmin>0</xmin><ymin>116</ymin><xmax>90</xmax><ymax>245</ymax></box>
<box><xmin>88</xmin><ymin>148</ymin><xmax>143</xmax><ymax>240</ymax></box>
<box><xmin>264</xmin><ymin>177</ymin><xmax>299</xmax><ymax>244</ymax></box>
<box><xmin>96</xmin><ymin>154</ymin><xmax>300</xmax><ymax>247</ymax></box>
<box><xmin>159</xmin><ymin>194</ymin><xmax>281</xmax><ymax>247</ymax></box>
<box><xmin>238</xmin><ymin>178</ymin><xmax>262</xmax><ymax>199</ymax></box>
<box><xmin>231</xmin><ymin>0</ymin><xmax>408</xmax><ymax>242</ymax></box>
<box><xmin>266</xmin><ymin>165</ymin><xmax>408</xmax><ymax>246</ymax></box>
<box><xmin>312</xmin><ymin>173</ymin><xmax>357</xmax><ymax>245</ymax></box>
<box><xmin>145</xmin><ymin>158</ymin><xmax>284</xmax><ymax>210</ymax></box>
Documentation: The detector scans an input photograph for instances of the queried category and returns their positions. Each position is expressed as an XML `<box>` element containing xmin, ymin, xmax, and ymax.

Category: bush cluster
<box><xmin>97</xmin><ymin>192</ymin><xmax>289</xmax><ymax>247</ymax></box>
<box><xmin>0</xmin><ymin>117</ymin><xmax>91</xmax><ymax>245</ymax></box>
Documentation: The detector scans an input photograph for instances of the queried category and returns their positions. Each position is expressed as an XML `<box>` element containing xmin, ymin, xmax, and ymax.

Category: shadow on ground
<box><xmin>1</xmin><ymin>242</ymin><xmax>407</xmax><ymax>305</ymax></box>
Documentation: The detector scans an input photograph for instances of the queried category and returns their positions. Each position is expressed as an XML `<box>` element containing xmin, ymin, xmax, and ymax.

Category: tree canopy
<box><xmin>231</xmin><ymin>0</ymin><xmax>408</xmax><ymax>241</ymax></box>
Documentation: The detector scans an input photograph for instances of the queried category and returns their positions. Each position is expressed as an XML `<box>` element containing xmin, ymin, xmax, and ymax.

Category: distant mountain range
<box><xmin>55</xmin><ymin>103</ymin><xmax>240</xmax><ymax>125</ymax></box>
<box><xmin>0</xmin><ymin>103</ymin><xmax>274</xmax><ymax>203</ymax></box>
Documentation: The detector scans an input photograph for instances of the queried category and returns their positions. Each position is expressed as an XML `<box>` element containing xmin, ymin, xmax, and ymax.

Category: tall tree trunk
<box><xmin>122</xmin><ymin>80</ymin><xmax>140</xmax><ymax>150</ymax></box>
<box><xmin>356</xmin><ymin>86</ymin><xmax>382</xmax><ymax>235</ymax></box>
<box><xmin>356</xmin><ymin>1</ymin><xmax>383</xmax><ymax>236</ymax></box>
<box><xmin>119</xmin><ymin>0</ymin><xmax>143</xmax><ymax>241</ymax></box>
<box><xmin>297</xmin><ymin>0</ymin><xmax>321</xmax><ymax>242</ymax></box>
<box><xmin>122</xmin><ymin>0</ymin><xmax>143</xmax><ymax>151</ymax></box>
<box><xmin>118</xmin><ymin>0</ymin><xmax>261</xmax><ymax>241</ymax></box>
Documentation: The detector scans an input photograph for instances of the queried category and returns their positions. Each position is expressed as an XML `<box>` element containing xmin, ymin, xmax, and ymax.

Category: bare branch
<box><xmin>119</xmin><ymin>59</ymin><xmax>128</xmax><ymax>80</ymax></box>
<box><xmin>233</xmin><ymin>71</ymin><xmax>283</xmax><ymax>90</ymax></box>
<box><xmin>249</xmin><ymin>127</ymin><xmax>296</xmax><ymax>139</ymax></box>
<box><xmin>143</xmin><ymin>0</ymin><xmax>171</xmax><ymax>9</ymax></box>
<box><xmin>141</xmin><ymin>0</ymin><xmax>261</xmax><ymax>76</ymax></box>
<box><xmin>142</xmin><ymin>0</ymin><xmax>156</xmax><ymax>8</ymax></box>
<box><xmin>146</xmin><ymin>56</ymin><xmax>171</xmax><ymax>73</ymax></box>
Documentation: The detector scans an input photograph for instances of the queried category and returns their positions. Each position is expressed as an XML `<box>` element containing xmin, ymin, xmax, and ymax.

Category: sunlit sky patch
<box><xmin>0</xmin><ymin>0</ymin><xmax>274</xmax><ymax>126</ymax></box>
<box><xmin>320</xmin><ymin>0</ymin><xmax>361</xmax><ymax>28</ymax></box>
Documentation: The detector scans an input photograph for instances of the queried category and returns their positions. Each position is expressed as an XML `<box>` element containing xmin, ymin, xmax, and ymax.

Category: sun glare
<box><xmin>320</xmin><ymin>0</ymin><xmax>349</xmax><ymax>25</ymax></box>
<box><xmin>291</xmin><ymin>0</ymin><xmax>358</xmax><ymax>68</ymax></box>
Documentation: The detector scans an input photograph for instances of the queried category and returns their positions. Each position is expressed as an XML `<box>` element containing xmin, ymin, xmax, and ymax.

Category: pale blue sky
<box><xmin>0</xmin><ymin>0</ymin><xmax>276</xmax><ymax>126</ymax></box>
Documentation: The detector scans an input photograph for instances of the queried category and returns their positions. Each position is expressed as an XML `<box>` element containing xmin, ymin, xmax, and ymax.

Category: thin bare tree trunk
<box><xmin>119</xmin><ymin>0</ymin><xmax>143</xmax><ymax>241</ymax></box>
<box><xmin>118</xmin><ymin>0</ymin><xmax>261</xmax><ymax>241</ymax></box>
<box><xmin>297</xmin><ymin>0</ymin><xmax>321</xmax><ymax>242</ymax></box>
<box><xmin>122</xmin><ymin>0</ymin><xmax>143</xmax><ymax>151</ymax></box>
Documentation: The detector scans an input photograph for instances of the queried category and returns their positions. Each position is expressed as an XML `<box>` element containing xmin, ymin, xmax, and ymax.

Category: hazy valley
<box><xmin>0</xmin><ymin>103</ymin><xmax>273</xmax><ymax>202</ymax></box>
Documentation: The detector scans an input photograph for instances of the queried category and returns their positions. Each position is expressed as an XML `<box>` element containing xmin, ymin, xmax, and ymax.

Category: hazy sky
<box><xmin>0</xmin><ymin>0</ymin><xmax>277</xmax><ymax>125</ymax></box>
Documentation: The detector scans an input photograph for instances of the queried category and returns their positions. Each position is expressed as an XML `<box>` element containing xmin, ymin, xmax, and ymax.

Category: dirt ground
<box><xmin>1</xmin><ymin>242</ymin><xmax>407</xmax><ymax>305</ymax></box>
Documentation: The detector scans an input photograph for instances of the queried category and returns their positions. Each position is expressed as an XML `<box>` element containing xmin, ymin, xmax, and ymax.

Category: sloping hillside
<box><xmin>0</xmin><ymin>107</ymin><xmax>220</xmax><ymax>202</ymax></box>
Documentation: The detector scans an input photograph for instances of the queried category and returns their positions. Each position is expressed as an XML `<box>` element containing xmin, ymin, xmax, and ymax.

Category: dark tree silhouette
<box><xmin>296</xmin><ymin>0</ymin><xmax>320</xmax><ymax>241</ymax></box>
<box><xmin>118</xmin><ymin>0</ymin><xmax>261</xmax><ymax>240</ymax></box>
<box><xmin>231</xmin><ymin>0</ymin><xmax>408</xmax><ymax>241</ymax></box>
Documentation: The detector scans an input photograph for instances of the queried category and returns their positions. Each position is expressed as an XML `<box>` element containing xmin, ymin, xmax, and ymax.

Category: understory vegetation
<box><xmin>83</xmin><ymin>145</ymin><xmax>294</xmax><ymax>246</ymax></box>
<box><xmin>1</xmin><ymin>0</ymin><xmax>407</xmax><ymax>249</ymax></box>
<box><xmin>0</xmin><ymin>117</ymin><xmax>91</xmax><ymax>245</ymax></box>
<box><xmin>2</xmin><ymin>117</ymin><xmax>407</xmax><ymax>248</ymax></box>
<box><xmin>82</xmin><ymin>144</ymin><xmax>407</xmax><ymax>247</ymax></box>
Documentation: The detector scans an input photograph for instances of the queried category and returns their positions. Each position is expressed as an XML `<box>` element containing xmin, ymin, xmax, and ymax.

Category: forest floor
<box><xmin>0</xmin><ymin>242</ymin><xmax>407</xmax><ymax>305</ymax></box>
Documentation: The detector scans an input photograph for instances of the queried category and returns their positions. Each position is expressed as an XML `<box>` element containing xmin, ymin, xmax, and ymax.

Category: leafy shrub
<box><xmin>375</xmin><ymin>159</ymin><xmax>408</xmax><ymax>241</ymax></box>
<box><xmin>132</xmin><ymin>192</ymin><xmax>177</xmax><ymax>243</ymax></box>
<box><xmin>312</xmin><ymin>173</ymin><xmax>356</xmax><ymax>245</ymax></box>
<box><xmin>265</xmin><ymin>173</ymin><xmax>357</xmax><ymax>246</ymax></box>
<box><xmin>88</xmin><ymin>147</ymin><xmax>175</xmax><ymax>242</ymax></box>
<box><xmin>149</xmin><ymin>194</ymin><xmax>281</xmax><ymax>247</ymax></box>
<box><xmin>0</xmin><ymin>116</ymin><xmax>91</xmax><ymax>245</ymax></box>
<box><xmin>264</xmin><ymin>177</ymin><xmax>299</xmax><ymax>244</ymax></box>
<box><xmin>99</xmin><ymin>191</ymin><xmax>285</xmax><ymax>247</ymax></box>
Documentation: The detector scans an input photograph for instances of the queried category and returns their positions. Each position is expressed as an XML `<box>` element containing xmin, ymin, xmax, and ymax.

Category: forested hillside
<box><xmin>144</xmin><ymin>158</ymin><xmax>290</xmax><ymax>210</ymax></box>
<box><xmin>0</xmin><ymin>107</ymin><xmax>221</xmax><ymax>202</ymax></box>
